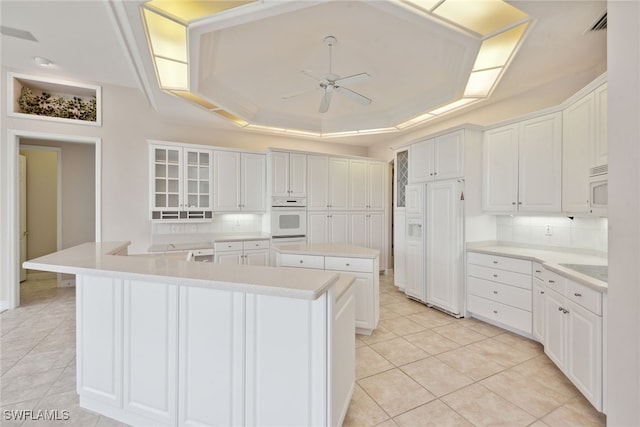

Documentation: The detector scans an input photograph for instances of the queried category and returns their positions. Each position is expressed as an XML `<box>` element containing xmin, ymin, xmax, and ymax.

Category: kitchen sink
<box><xmin>559</xmin><ymin>263</ymin><xmax>608</xmax><ymax>282</ymax></box>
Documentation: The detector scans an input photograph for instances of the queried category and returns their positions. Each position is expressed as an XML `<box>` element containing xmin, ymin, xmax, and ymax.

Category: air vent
<box><xmin>588</xmin><ymin>11</ymin><xmax>607</xmax><ymax>32</ymax></box>
<box><xmin>590</xmin><ymin>164</ymin><xmax>608</xmax><ymax>176</ymax></box>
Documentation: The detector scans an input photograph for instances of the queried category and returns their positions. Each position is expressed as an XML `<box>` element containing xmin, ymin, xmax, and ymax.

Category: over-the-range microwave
<box><xmin>589</xmin><ymin>173</ymin><xmax>607</xmax><ymax>216</ymax></box>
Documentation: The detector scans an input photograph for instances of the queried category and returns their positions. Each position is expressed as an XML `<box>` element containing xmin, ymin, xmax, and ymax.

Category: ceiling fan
<box><xmin>283</xmin><ymin>35</ymin><xmax>372</xmax><ymax>113</ymax></box>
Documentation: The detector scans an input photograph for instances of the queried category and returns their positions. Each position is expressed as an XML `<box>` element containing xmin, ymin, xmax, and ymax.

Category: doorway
<box><xmin>2</xmin><ymin>130</ymin><xmax>102</xmax><ymax>310</ymax></box>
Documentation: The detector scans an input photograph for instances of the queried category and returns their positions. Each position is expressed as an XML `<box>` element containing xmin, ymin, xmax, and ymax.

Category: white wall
<box><xmin>607</xmin><ymin>1</ymin><xmax>640</xmax><ymax>424</ymax></box>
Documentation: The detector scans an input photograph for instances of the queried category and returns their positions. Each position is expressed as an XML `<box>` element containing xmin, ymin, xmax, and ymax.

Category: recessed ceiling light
<box><xmin>34</xmin><ymin>56</ymin><xmax>52</xmax><ymax>66</ymax></box>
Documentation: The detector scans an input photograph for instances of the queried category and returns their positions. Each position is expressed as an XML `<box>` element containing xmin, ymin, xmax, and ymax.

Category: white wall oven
<box><xmin>271</xmin><ymin>197</ymin><xmax>307</xmax><ymax>238</ymax></box>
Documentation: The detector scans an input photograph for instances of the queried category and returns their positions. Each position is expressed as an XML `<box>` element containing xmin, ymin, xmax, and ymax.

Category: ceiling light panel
<box><xmin>433</xmin><ymin>0</ymin><xmax>527</xmax><ymax>35</ymax></box>
<box><xmin>473</xmin><ymin>22</ymin><xmax>528</xmax><ymax>70</ymax></box>
<box><xmin>464</xmin><ymin>67</ymin><xmax>502</xmax><ymax>97</ymax></box>
<box><xmin>143</xmin><ymin>8</ymin><xmax>187</xmax><ymax>62</ymax></box>
<box><xmin>429</xmin><ymin>97</ymin><xmax>477</xmax><ymax>115</ymax></box>
<box><xmin>155</xmin><ymin>57</ymin><xmax>188</xmax><ymax>89</ymax></box>
<box><xmin>145</xmin><ymin>0</ymin><xmax>256</xmax><ymax>22</ymax></box>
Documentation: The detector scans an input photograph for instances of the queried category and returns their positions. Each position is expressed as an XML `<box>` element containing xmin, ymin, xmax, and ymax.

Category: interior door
<box><xmin>19</xmin><ymin>155</ymin><xmax>27</xmax><ymax>282</ymax></box>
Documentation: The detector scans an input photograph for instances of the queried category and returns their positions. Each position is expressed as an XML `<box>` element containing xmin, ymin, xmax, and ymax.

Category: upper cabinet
<box><xmin>409</xmin><ymin>130</ymin><xmax>464</xmax><ymax>183</ymax></box>
<box><xmin>149</xmin><ymin>142</ymin><xmax>213</xmax><ymax>221</ymax></box>
<box><xmin>214</xmin><ymin>151</ymin><xmax>266</xmax><ymax>212</ymax></box>
<box><xmin>349</xmin><ymin>160</ymin><xmax>386</xmax><ymax>211</ymax></box>
<box><xmin>270</xmin><ymin>151</ymin><xmax>306</xmax><ymax>198</ymax></box>
<box><xmin>307</xmin><ymin>156</ymin><xmax>350</xmax><ymax>211</ymax></box>
<box><xmin>394</xmin><ymin>149</ymin><xmax>409</xmax><ymax>210</ymax></box>
<box><xmin>483</xmin><ymin>112</ymin><xmax>562</xmax><ymax>213</ymax></box>
<box><xmin>592</xmin><ymin>83</ymin><xmax>608</xmax><ymax>171</ymax></box>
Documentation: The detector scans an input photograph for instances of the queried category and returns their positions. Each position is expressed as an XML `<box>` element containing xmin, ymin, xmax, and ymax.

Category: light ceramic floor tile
<box><xmin>400</xmin><ymin>357</ymin><xmax>474</xmax><ymax>397</ymax></box>
<box><xmin>493</xmin><ymin>331</ymin><xmax>546</xmax><ymax>355</ymax></box>
<box><xmin>359</xmin><ymin>326</ymin><xmax>398</xmax><ymax>345</ymax></box>
<box><xmin>509</xmin><ymin>355</ymin><xmax>580</xmax><ymax>400</ymax></box>
<box><xmin>403</xmin><ymin>311</ymin><xmax>456</xmax><ymax>329</ymax></box>
<box><xmin>356</xmin><ymin>346</ymin><xmax>394</xmax><ymax>379</ymax></box>
<box><xmin>465</xmin><ymin>336</ymin><xmax>537</xmax><ymax>367</ymax></box>
<box><xmin>378</xmin><ymin>317</ymin><xmax>427</xmax><ymax>336</ymax></box>
<box><xmin>394</xmin><ymin>399</ymin><xmax>473</xmax><ymax>427</ymax></box>
<box><xmin>355</xmin><ymin>336</ymin><xmax>367</xmax><ymax>348</ymax></box>
<box><xmin>384</xmin><ymin>300</ymin><xmax>428</xmax><ymax>316</ymax></box>
<box><xmin>441</xmin><ymin>383</ymin><xmax>536</xmax><ymax>426</ymax></box>
<box><xmin>342</xmin><ymin>384</ymin><xmax>390</xmax><ymax>427</ymax></box>
<box><xmin>379</xmin><ymin>305</ymin><xmax>404</xmax><ymax>320</ymax></box>
<box><xmin>374</xmin><ymin>419</ymin><xmax>399</xmax><ymax>427</ymax></box>
<box><xmin>432</xmin><ymin>323</ymin><xmax>488</xmax><ymax>346</ymax></box>
<box><xmin>369</xmin><ymin>337</ymin><xmax>429</xmax><ymax>366</ymax></box>
<box><xmin>358</xmin><ymin>368</ymin><xmax>435</xmax><ymax>418</ymax></box>
<box><xmin>457</xmin><ymin>317</ymin><xmax>505</xmax><ymax>337</ymax></box>
<box><xmin>541</xmin><ymin>395</ymin><xmax>606</xmax><ymax>427</ymax></box>
<box><xmin>403</xmin><ymin>330</ymin><xmax>460</xmax><ymax>355</ymax></box>
<box><xmin>436</xmin><ymin>347</ymin><xmax>507</xmax><ymax>381</ymax></box>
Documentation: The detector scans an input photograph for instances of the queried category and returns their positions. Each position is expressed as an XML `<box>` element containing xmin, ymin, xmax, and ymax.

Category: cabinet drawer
<box><xmin>467</xmin><ymin>276</ymin><xmax>532</xmax><ymax>311</ymax></box>
<box><xmin>214</xmin><ymin>241</ymin><xmax>243</xmax><ymax>252</ymax></box>
<box><xmin>467</xmin><ymin>252</ymin><xmax>532</xmax><ymax>275</ymax></box>
<box><xmin>533</xmin><ymin>262</ymin><xmax>544</xmax><ymax>280</ymax></box>
<box><xmin>191</xmin><ymin>248</ymin><xmax>214</xmax><ymax>256</ymax></box>
<box><xmin>467</xmin><ymin>294</ymin><xmax>532</xmax><ymax>334</ymax></box>
<box><xmin>324</xmin><ymin>257</ymin><xmax>373</xmax><ymax>273</ymax></box>
<box><xmin>542</xmin><ymin>269</ymin><xmax>566</xmax><ymax>294</ymax></box>
<box><xmin>467</xmin><ymin>264</ymin><xmax>532</xmax><ymax>290</ymax></box>
<box><xmin>566</xmin><ymin>280</ymin><xmax>602</xmax><ymax>315</ymax></box>
<box><xmin>243</xmin><ymin>240</ymin><xmax>270</xmax><ymax>250</ymax></box>
<box><xmin>279</xmin><ymin>254</ymin><xmax>325</xmax><ymax>270</ymax></box>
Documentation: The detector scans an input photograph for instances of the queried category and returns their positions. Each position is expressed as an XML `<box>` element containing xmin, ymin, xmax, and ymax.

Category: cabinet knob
<box><xmin>518</xmin><ymin>202</ymin><xmax>522</xmax><ymax>205</ymax></box>
<box><xmin>493</xmin><ymin>310</ymin><xmax>498</xmax><ymax>314</ymax></box>
<box><xmin>346</xmin><ymin>263</ymin><xmax>350</xmax><ymax>266</ymax></box>
<box><xmin>558</xmin><ymin>306</ymin><xmax>563</xmax><ymax>312</ymax></box>
<box><xmin>574</xmin><ymin>292</ymin><xmax>582</xmax><ymax>297</ymax></box>
<box><xmin>299</xmin><ymin>260</ymin><xmax>303</xmax><ymax>264</ymax></box>
<box><xmin>492</xmin><ymin>260</ymin><xmax>498</xmax><ymax>264</ymax></box>
<box><xmin>541</xmin><ymin>291</ymin><xmax>545</xmax><ymax>294</ymax></box>
<box><xmin>434</xmin><ymin>172</ymin><xmax>437</xmax><ymax>175</ymax></box>
<box><xmin>430</xmin><ymin>173</ymin><xmax>433</xmax><ymax>176</ymax></box>
<box><xmin>492</xmin><ymin>274</ymin><xmax>498</xmax><ymax>278</ymax></box>
<box><xmin>548</xmin><ymin>280</ymin><xmax>555</xmax><ymax>284</ymax></box>
<box><xmin>535</xmin><ymin>270</ymin><xmax>541</xmax><ymax>273</ymax></box>
<box><xmin>512</xmin><ymin>202</ymin><xmax>516</xmax><ymax>205</ymax></box>
<box><xmin>493</xmin><ymin>290</ymin><xmax>498</xmax><ymax>294</ymax></box>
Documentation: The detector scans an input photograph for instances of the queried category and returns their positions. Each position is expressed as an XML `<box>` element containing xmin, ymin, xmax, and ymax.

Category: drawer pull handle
<box><xmin>493</xmin><ymin>290</ymin><xmax>498</xmax><ymax>294</ymax></box>
<box><xmin>493</xmin><ymin>261</ymin><xmax>498</xmax><ymax>264</ymax></box>
<box><xmin>558</xmin><ymin>306</ymin><xmax>563</xmax><ymax>312</ymax></box>
<box><xmin>493</xmin><ymin>310</ymin><xmax>498</xmax><ymax>314</ymax></box>
<box><xmin>574</xmin><ymin>293</ymin><xmax>582</xmax><ymax>297</ymax></box>
<box><xmin>535</xmin><ymin>270</ymin><xmax>541</xmax><ymax>273</ymax></box>
<box><xmin>492</xmin><ymin>274</ymin><xmax>498</xmax><ymax>278</ymax></box>
<box><xmin>541</xmin><ymin>291</ymin><xmax>545</xmax><ymax>295</ymax></box>
<box><xmin>548</xmin><ymin>280</ymin><xmax>555</xmax><ymax>284</ymax></box>
<box><xmin>346</xmin><ymin>263</ymin><xmax>350</xmax><ymax>266</ymax></box>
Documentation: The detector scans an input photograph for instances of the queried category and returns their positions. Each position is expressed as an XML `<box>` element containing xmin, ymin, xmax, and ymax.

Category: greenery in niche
<box><xmin>18</xmin><ymin>86</ymin><xmax>97</xmax><ymax>121</ymax></box>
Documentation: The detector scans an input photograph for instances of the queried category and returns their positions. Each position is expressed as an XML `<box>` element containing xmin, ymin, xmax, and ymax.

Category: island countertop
<box><xmin>23</xmin><ymin>242</ymin><xmax>339</xmax><ymax>300</ymax></box>
<box><xmin>275</xmin><ymin>243</ymin><xmax>380</xmax><ymax>259</ymax></box>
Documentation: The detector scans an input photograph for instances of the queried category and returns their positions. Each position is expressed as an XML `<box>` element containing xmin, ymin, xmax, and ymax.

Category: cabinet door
<box><xmin>409</xmin><ymin>139</ymin><xmax>435</xmax><ymax>183</ymax></box>
<box><xmin>395</xmin><ymin>150</ymin><xmax>409</xmax><ymax>209</ymax></box>
<box><xmin>184</xmin><ymin>149</ymin><xmax>212</xmax><ymax>211</ymax></box>
<box><xmin>349</xmin><ymin>160</ymin><xmax>368</xmax><ymax>210</ymax></box>
<box><xmin>425</xmin><ymin>180</ymin><xmax>462</xmax><ymax>314</ymax></box>
<box><xmin>307</xmin><ymin>212</ymin><xmax>329</xmax><ymax>245</ymax></box>
<box><xmin>563</xmin><ymin>93</ymin><xmax>593</xmax><ymax>213</ymax></box>
<box><xmin>566</xmin><ymin>300</ymin><xmax>602</xmax><ymax>410</ymax></box>
<box><xmin>271</xmin><ymin>152</ymin><xmax>290</xmax><ymax>197</ymax></box>
<box><xmin>241</xmin><ymin>153</ymin><xmax>266</xmax><ymax>211</ymax></box>
<box><xmin>348</xmin><ymin>212</ymin><xmax>368</xmax><ymax>248</ymax></box>
<box><xmin>593</xmin><ymin>83</ymin><xmax>608</xmax><ymax>169</ymax></box>
<box><xmin>350</xmin><ymin>272</ymin><xmax>374</xmax><ymax>332</ymax></box>
<box><xmin>151</xmin><ymin>145</ymin><xmax>182</xmax><ymax>210</ymax></box>
<box><xmin>393</xmin><ymin>211</ymin><xmax>406</xmax><ymax>289</ymax></box>
<box><xmin>123</xmin><ymin>280</ymin><xmax>178</xmax><ymax>425</ymax></box>
<box><xmin>483</xmin><ymin>125</ymin><xmax>518</xmax><ymax>212</ymax></box>
<box><xmin>405</xmin><ymin>184</ymin><xmax>423</xmax><ymax>215</ymax></box>
<box><xmin>214</xmin><ymin>151</ymin><xmax>241</xmax><ymax>211</ymax></box>
<box><xmin>329</xmin><ymin>213</ymin><xmax>349</xmax><ymax>245</ymax></box>
<box><xmin>368</xmin><ymin>212</ymin><xmax>385</xmax><ymax>264</ymax></box>
<box><xmin>245</xmin><ymin>249</ymin><xmax>269</xmax><ymax>266</ymax></box>
<box><xmin>329</xmin><ymin>158</ymin><xmax>349</xmax><ymax>210</ymax></box>
<box><xmin>368</xmin><ymin>162</ymin><xmax>386</xmax><ymax>210</ymax></box>
<box><xmin>518</xmin><ymin>113</ymin><xmax>562</xmax><ymax>212</ymax></box>
<box><xmin>307</xmin><ymin>155</ymin><xmax>329</xmax><ymax>210</ymax></box>
<box><xmin>216</xmin><ymin>251</ymin><xmax>243</xmax><ymax>265</ymax></box>
<box><xmin>405</xmin><ymin>239</ymin><xmax>425</xmax><ymax>302</ymax></box>
<box><xmin>544</xmin><ymin>288</ymin><xmax>566</xmax><ymax>369</ymax></box>
<box><xmin>178</xmin><ymin>287</ymin><xmax>244</xmax><ymax>427</ymax></box>
<box><xmin>532</xmin><ymin>279</ymin><xmax>546</xmax><ymax>343</ymax></box>
<box><xmin>434</xmin><ymin>131</ymin><xmax>464</xmax><ymax>180</ymax></box>
<box><xmin>289</xmin><ymin>153</ymin><xmax>307</xmax><ymax>197</ymax></box>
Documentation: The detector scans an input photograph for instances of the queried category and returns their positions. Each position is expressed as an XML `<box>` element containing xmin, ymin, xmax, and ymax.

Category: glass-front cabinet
<box><xmin>149</xmin><ymin>142</ymin><xmax>213</xmax><ymax>220</ymax></box>
<box><xmin>395</xmin><ymin>149</ymin><xmax>409</xmax><ymax>209</ymax></box>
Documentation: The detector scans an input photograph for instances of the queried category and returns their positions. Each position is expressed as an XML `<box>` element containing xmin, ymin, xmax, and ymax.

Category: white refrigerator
<box><xmin>404</xmin><ymin>180</ymin><xmax>464</xmax><ymax>316</ymax></box>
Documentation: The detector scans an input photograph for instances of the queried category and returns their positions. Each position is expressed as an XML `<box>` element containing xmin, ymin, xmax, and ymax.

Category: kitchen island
<box><xmin>23</xmin><ymin>242</ymin><xmax>356</xmax><ymax>427</ymax></box>
<box><xmin>275</xmin><ymin>243</ymin><xmax>380</xmax><ymax>335</ymax></box>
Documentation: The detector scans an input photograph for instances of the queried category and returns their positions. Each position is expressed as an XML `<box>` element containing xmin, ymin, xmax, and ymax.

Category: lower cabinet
<box><xmin>214</xmin><ymin>240</ymin><xmax>270</xmax><ymax>266</ymax></box>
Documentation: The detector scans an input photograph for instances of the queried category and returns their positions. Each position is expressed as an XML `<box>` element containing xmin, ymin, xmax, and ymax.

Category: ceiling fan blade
<box><xmin>334</xmin><ymin>72</ymin><xmax>370</xmax><ymax>87</ymax></box>
<box><xmin>336</xmin><ymin>86</ymin><xmax>371</xmax><ymax>106</ymax></box>
<box><xmin>301</xmin><ymin>69</ymin><xmax>323</xmax><ymax>82</ymax></box>
<box><xmin>319</xmin><ymin>90</ymin><xmax>332</xmax><ymax>113</ymax></box>
<box><xmin>282</xmin><ymin>87</ymin><xmax>318</xmax><ymax>100</ymax></box>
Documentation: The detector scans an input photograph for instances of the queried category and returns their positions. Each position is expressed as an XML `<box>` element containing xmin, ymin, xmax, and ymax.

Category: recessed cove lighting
<box><xmin>34</xmin><ymin>56</ymin><xmax>52</xmax><ymax>67</ymax></box>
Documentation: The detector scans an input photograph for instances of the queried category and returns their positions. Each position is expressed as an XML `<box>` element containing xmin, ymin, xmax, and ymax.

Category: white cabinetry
<box><xmin>394</xmin><ymin>149</ymin><xmax>409</xmax><ymax>210</ymax></box>
<box><xmin>213</xmin><ymin>151</ymin><xmax>265</xmax><ymax>212</ymax></box>
<box><xmin>409</xmin><ymin>131</ymin><xmax>464</xmax><ymax>183</ymax></box>
<box><xmin>563</xmin><ymin>94</ymin><xmax>593</xmax><ymax>213</ymax></box>
<box><xmin>483</xmin><ymin>112</ymin><xmax>562</xmax><ymax>212</ymax></box>
<box><xmin>592</xmin><ymin>83</ymin><xmax>608</xmax><ymax>170</ymax></box>
<box><xmin>349</xmin><ymin>211</ymin><xmax>384</xmax><ymax>264</ymax></box>
<box><xmin>214</xmin><ymin>240</ymin><xmax>270</xmax><ymax>266</ymax></box>
<box><xmin>349</xmin><ymin>160</ymin><xmax>386</xmax><ymax>210</ymax></box>
<box><xmin>307</xmin><ymin>156</ymin><xmax>349</xmax><ymax>211</ymax></box>
<box><xmin>542</xmin><ymin>270</ymin><xmax>603</xmax><ymax>411</ymax></box>
<box><xmin>466</xmin><ymin>252</ymin><xmax>533</xmax><ymax>335</ymax></box>
<box><xmin>270</xmin><ymin>151</ymin><xmax>306</xmax><ymax>197</ymax></box>
<box><xmin>393</xmin><ymin>211</ymin><xmax>406</xmax><ymax>290</ymax></box>
<box><xmin>307</xmin><ymin>211</ymin><xmax>349</xmax><ymax>245</ymax></box>
<box><xmin>532</xmin><ymin>263</ymin><xmax>546</xmax><ymax>342</ymax></box>
<box><xmin>149</xmin><ymin>142</ymin><xmax>213</xmax><ymax>220</ymax></box>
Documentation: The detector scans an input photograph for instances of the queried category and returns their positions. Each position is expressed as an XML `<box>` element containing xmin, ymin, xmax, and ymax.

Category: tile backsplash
<box><xmin>496</xmin><ymin>215</ymin><xmax>608</xmax><ymax>253</ymax></box>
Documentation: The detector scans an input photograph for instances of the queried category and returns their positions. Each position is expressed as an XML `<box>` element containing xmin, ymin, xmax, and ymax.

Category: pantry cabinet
<box><xmin>149</xmin><ymin>142</ymin><xmax>213</xmax><ymax>221</ymax></box>
<box><xmin>483</xmin><ymin>112</ymin><xmax>562</xmax><ymax>213</ymax></box>
<box><xmin>213</xmin><ymin>151</ymin><xmax>266</xmax><ymax>212</ymax></box>
<box><xmin>349</xmin><ymin>212</ymin><xmax>384</xmax><ymax>263</ymax></box>
<box><xmin>409</xmin><ymin>131</ymin><xmax>464</xmax><ymax>183</ymax></box>
<box><xmin>307</xmin><ymin>211</ymin><xmax>349</xmax><ymax>245</ymax></box>
<box><xmin>270</xmin><ymin>151</ymin><xmax>306</xmax><ymax>197</ymax></box>
<box><xmin>349</xmin><ymin>160</ymin><xmax>386</xmax><ymax>210</ymax></box>
<box><xmin>307</xmin><ymin>156</ymin><xmax>349</xmax><ymax>211</ymax></box>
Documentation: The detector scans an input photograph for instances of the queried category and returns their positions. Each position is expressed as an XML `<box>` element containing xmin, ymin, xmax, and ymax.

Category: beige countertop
<box><xmin>147</xmin><ymin>233</ymin><xmax>271</xmax><ymax>253</ymax></box>
<box><xmin>466</xmin><ymin>242</ymin><xmax>607</xmax><ymax>292</ymax></box>
<box><xmin>275</xmin><ymin>243</ymin><xmax>379</xmax><ymax>259</ymax></box>
<box><xmin>24</xmin><ymin>242</ymin><xmax>338</xmax><ymax>300</ymax></box>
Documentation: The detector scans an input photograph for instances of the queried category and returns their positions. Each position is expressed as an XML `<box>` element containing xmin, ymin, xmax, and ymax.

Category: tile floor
<box><xmin>0</xmin><ymin>275</ymin><xmax>606</xmax><ymax>426</ymax></box>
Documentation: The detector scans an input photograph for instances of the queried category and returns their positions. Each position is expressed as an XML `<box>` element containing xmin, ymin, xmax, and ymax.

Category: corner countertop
<box><xmin>466</xmin><ymin>242</ymin><xmax>607</xmax><ymax>292</ymax></box>
<box><xmin>147</xmin><ymin>233</ymin><xmax>272</xmax><ymax>253</ymax></box>
<box><xmin>24</xmin><ymin>242</ymin><xmax>338</xmax><ymax>300</ymax></box>
<box><xmin>275</xmin><ymin>243</ymin><xmax>380</xmax><ymax>259</ymax></box>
